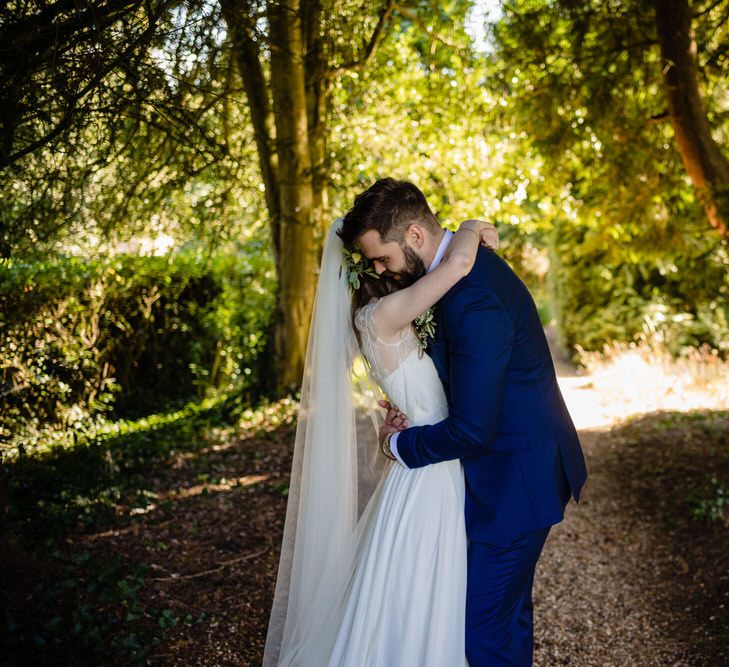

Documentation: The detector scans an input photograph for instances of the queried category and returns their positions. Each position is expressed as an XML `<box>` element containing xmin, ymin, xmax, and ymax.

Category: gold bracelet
<box><xmin>381</xmin><ymin>432</ymin><xmax>397</xmax><ymax>461</ymax></box>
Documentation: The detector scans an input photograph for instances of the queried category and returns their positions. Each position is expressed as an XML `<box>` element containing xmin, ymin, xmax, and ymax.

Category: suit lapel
<box><xmin>426</xmin><ymin>301</ymin><xmax>449</xmax><ymax>394</ymax></box>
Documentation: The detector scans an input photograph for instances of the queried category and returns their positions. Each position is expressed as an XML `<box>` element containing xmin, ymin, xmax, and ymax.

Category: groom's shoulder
<box><xmin>452</xmin><ymin>246</ymin><xmax>522</xmax><ymax>293</ymax></box>
<box><xmin>474</xmin><ymin>245</ymin><xmax>514</xmax><ymax>274</ymax></box>
<box><xmin>441</xmin><ymin>247</ymin><xmax>527</xmax><ymax>312</ymax></box>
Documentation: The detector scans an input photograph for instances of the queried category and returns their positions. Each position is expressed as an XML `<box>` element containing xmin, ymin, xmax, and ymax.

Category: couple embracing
<box><xmin>262</xmin><ymin>178</ymin><xmax>588</xmax><ymax>666</ymax></box>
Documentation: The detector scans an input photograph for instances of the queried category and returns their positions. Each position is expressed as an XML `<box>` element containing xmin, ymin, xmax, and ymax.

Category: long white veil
<box><xmin>262</xmin><ymin>217</ymin><xmax>388</xmax><ymax>666</ymax></box>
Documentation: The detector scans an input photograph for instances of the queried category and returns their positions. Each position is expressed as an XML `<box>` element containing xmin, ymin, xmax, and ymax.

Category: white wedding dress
<box><xmin>277</xmin><ymin>300</ymin><xmax>469</xmax><ymax>666</ymax></box>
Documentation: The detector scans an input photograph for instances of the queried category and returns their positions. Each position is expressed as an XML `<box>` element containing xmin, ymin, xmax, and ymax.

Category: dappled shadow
<box><xmin>1</xmin><ymin>397</ymin><xmax>293</xmax><ymax>666</ymax></box>
<box><xmin>535</xmin><ymin>409</ymin><xmax>729</xmax><ymax>666</ymax></box>
<box><xmin>598</xmin><ymin>410</ymin><xmax>729</xmax><ymax>659</ymax></box>
<box><xmin>6</xmin><ymin>399</ymin><xmax>233</xmax><ymax>549</ymax></box>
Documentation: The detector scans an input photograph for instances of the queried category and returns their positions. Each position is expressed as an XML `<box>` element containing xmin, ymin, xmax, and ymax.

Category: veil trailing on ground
<box><xmin>262</xmin><ymin>217</ymin><xmax>388</xmax><ymax>666</ymax></box>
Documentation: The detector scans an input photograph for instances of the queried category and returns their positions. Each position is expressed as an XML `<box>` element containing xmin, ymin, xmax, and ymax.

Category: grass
<box><xmin>7</xmin><ymin>394</ymin><xmax>231</xmax><ymax>547</ymax></box>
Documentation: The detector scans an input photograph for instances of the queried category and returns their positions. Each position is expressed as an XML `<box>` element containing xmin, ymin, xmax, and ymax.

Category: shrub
<box><xmin>0</xmin><ymin>242</ymin><xmax>274</xmax><ymax>455</ymax></box>
<box><xmin>547</xmin><ymin>218</ymin><xmax>729</xmax><ymax>357</ymax></box>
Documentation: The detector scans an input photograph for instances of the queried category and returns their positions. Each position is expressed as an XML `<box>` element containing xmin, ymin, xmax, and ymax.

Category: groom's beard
<box><xmin>395</xmin><ymin>244</ymin><xmax>427</xmax><ymax>287</ymax></box>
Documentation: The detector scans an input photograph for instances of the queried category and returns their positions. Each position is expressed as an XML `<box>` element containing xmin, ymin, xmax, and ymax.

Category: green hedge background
<box><xmin>1</xmin><ymin>242</ymin><xmax>274</xmax><ymax>457</ymax></box>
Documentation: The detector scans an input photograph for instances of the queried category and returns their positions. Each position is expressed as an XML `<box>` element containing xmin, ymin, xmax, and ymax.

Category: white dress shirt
<box><xmin>389</xmin><ymin>229</ymin><xmax>454</xmax><ymax>467</ymax></box>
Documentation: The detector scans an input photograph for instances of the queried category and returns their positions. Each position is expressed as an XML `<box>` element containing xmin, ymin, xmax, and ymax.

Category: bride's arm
<box><xmin>372</xmin><ymin>220</ymin><xmax>497</xmax><ymax>340</ymax></box>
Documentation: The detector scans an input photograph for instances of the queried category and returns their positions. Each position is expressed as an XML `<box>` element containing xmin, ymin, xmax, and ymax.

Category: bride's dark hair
<box><xmin>345</xmin><ymin>266</ymin><xmax>400</xmax><ymax>348</ymax></box>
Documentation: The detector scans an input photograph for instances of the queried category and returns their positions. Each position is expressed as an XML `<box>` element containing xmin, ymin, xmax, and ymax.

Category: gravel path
<box><xmin>533</xmin><ymin>327</ymin><xmax>724</xmax><ymax>667</ymax></box>
<box><xmin>532</xmin><ymin>432</ymin><xmax>691</xmax><ymax>666</ymax></box>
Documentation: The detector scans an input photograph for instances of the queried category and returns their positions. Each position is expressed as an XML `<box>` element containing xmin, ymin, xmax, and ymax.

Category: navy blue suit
<box><xmin>395</xmin><ymin>245</ymin><xmax>587</xmax><ymax>666</ymax></box>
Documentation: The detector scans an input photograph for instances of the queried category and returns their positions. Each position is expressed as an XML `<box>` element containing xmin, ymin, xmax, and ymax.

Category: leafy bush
<box><xmin>547</xmin><ymin>217</ymin><xmax>729</xmax><ymax>357</ymax></box>
<box><xmin>689</xmin><ymin>477</ymin><xmax>727</xmax><ymax>526</ymax></box>
<box><xmin>1</xmin><ymin>242</ymin><xmax>274</xmax><ymax>455</ymax></box>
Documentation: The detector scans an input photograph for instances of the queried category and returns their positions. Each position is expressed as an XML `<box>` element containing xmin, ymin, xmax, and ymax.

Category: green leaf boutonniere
<box><xmin>413</xmin><ymin>307</ymin><xmax>436</xmax><ymax>351</ymax></box>
<box><xmin>341</xmin><ymin>248</ymin><xmax>380</xmax><ymax>291</ymax></box>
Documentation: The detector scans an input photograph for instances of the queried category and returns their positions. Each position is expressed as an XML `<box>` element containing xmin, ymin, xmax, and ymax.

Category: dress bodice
<box><xmin>354</xmin><ymin>301</ymin><xmax>449</xmax><ymax>427</ymax></box>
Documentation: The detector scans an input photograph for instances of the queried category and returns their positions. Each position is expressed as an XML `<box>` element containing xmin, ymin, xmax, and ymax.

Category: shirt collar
<box><xmin>427</xmin><ymin>229</ymin><xmax>453</xmax><ymax>273</ymax></box>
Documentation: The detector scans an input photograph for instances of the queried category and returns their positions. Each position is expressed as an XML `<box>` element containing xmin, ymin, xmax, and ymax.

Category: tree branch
<box><xmin>392</xmin><ymin>4</ymin><xmax>467</xmax><ymax>52</ymax></box>
<box><xmin>324</xmin><ymin>0</ymin><xmax>395</xmax><ymax>80</ymax></box>
<box><xmin>149</xmin><ymin>547</ymin><xmax>269</xmax><ymax>582</ymax></box>
<box><xmin>692</xmin><ymin>0</ymin><xmax>727</xmax><ymax>18</ymax></box>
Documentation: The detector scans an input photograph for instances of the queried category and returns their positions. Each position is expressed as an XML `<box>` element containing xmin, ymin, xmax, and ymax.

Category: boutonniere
<box><xmin>413</xmin><ymin>307</ymin><xmax>436</xmax><ymax>351</ymax></box>
<box><xmin>341</xmin><ymin>248</ymin><xmax>380</xmax><ymax>292</ymax></box>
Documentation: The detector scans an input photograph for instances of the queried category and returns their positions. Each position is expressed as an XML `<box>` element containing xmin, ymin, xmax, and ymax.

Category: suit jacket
<box><xmin>395</xmin><ymin>246</ymin><xmax>588</xmax><ymax>544</ymax></box>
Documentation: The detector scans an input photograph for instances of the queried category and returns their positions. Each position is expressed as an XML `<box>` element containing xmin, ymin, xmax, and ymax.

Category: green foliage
<box><xmin>1</xmin><ymin>392</ymin><xmax>296</xmax><ymax>665</ymax></box>
<box><xmin>1</xmin><ymin>241</ymin><xmax>274</xmax><ymax>455</ymax></box>
<box><xmin>0</xmin><ymin>1</ymin><xmax>260</xmax><ymax>259</ymax></box>
<box><xmin>546</xmin><ymin>214</ymin><xmax>729</xmax><ymax>354</ymax></box>
<box><xmin>488</xmin><ymin>0</ymin><xmax>729</xmax><ymax>353</ymax></box>
<box><xmin>689</xmin><ymin>476</ymin><xmax>727</xmax><ymax>525</ymax></box>
<box><xmin>1</xmin><ymin>552</ymin><xmax>153</xmax><ymax>665</ymax></box>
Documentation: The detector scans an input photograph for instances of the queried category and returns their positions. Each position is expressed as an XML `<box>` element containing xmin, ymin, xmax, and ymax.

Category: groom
<box><xmin>340</xmin><ymin>178</ymin><xmax>588</xmax><ymax>666</ymax></box>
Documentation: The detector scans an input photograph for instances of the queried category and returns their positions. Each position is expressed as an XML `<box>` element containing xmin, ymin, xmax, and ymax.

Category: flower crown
<box><xmin>341</xmin><ymin>248</ymin><xmax>380</xmax><ymax>291</ymax></box>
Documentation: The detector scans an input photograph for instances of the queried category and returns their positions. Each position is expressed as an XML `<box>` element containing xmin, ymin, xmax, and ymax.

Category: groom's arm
<box><xmin>393</xmin><ymin>283</ymin><xmax>514</xmax><ymax>468</ymax></box>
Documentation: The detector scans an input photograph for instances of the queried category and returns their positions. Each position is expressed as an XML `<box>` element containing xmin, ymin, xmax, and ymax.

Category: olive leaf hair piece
<box><xmin>341</xmin><ymin>248</ymin><xmax>380</xmax><ymax>292</ymax></box>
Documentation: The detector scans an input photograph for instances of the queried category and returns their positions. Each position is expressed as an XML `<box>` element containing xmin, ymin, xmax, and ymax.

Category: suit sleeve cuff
<box><xmin>389</xmin><ymin>431</ymin><xmax>409</xmax><ymax>468</ymax></box>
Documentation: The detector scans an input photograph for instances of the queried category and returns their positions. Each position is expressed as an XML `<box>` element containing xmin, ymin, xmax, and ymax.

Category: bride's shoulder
<box><xmin>354</xmin><ymin>298</ymin><xmax>381</xmax><ymax>331</ymax></box>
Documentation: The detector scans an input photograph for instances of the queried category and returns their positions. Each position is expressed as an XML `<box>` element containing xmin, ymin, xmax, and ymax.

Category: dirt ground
<box><xmin>65</xmin><ymin>331</ymin><xmax>729</xmax><ymax>666</ymax></box>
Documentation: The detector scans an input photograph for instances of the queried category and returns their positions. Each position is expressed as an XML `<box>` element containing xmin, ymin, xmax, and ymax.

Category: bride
<box><xmin>262</xmin><ymin>212</ymin><xmax>497</xmax><ymax>666</ymax></box>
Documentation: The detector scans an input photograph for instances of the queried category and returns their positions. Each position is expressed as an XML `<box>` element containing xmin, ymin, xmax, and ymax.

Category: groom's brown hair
<box><xmin>338</xmin><ymin>178</ymin><xmax>440</xmax><ymax>248</ymax></box>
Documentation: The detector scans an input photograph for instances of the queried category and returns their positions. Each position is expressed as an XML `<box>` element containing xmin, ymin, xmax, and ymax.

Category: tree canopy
<box><xmin>2</xmin><ymin>0</ymin><xmax>728</xmax><ymax>381</ymax></box>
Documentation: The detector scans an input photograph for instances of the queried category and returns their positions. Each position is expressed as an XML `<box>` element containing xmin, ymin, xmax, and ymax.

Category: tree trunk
<box><xmin>220</xmin><ymin>0</ymin><xmax>282</xmax><ymax>259</ymax></box>
<box><xmin>267</xmin><ymin>0</ymin><xmax>320</xmax><ymax>394</ymax></box>
<box><xmin>222</xmin><ymin>0</ymin><xmax>393</xmax><ymax>394</ymax></box>
<box><xmin>654</xmin><ymin>0</ymin><xmax>729</xmax><ymax>237</ymax></box>
<box><xmin>222</xmin><ymin>0</ymin><xmax>320</xmax><ymax>395</ymax></box>
<box><xmin>303</xmin><ymin>0</ymin><xmax>331</xmax><ymax>236</ymax></box>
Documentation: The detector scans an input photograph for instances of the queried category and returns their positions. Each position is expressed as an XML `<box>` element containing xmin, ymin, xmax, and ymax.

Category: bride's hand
<box><xmin>459</xmin><ymin>219</ymin><xmax>499</xmax><ymax>251</ymax></box>
<box><xmin>378</xmin><ymin>400</ymin><xmax>410</xmax><ymax>430</ymax></box>
<box><xmin>377</xmin><ymin>400</ymin><xmax>410</xmax><ymax>459</ymax></box>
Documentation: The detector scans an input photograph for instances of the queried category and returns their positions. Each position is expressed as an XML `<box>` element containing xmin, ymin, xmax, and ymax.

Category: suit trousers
<box><xmin>465</xmin><ymin>526</ymin><xmax>551</xmax><ymax>667</ymax></box>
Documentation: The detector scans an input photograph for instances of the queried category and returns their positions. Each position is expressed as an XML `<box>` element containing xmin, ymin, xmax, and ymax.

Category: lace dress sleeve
<box><xmin>354</xmin><ymin>300</ymin><xmax>420</xmax><ymax>381</ymax></box>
